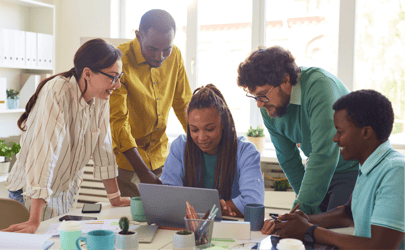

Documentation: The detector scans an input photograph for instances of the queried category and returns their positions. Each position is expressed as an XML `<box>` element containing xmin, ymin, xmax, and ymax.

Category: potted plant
<box><xmin>6</xmin><ymin>89</ymin><xmax>20</xmax><ymax>109</ymax></box>
<box><xmin>173</xmin><ymin>229</ymin><xmax>195</xmax><ymax>250</ymax></box>
<box><xmin>246</xmin><ymin>125</ymin><xmax>266</xmax><ymax>153</ymax></box>
<box><xmin>115</xmin><ymin>216</ymin><xmax>138</xmax><ymax>250</ymax></box>
<box><xmin>0</xmin><ymin>140</ymin><xmax>21</xmax><ymax>174</ymax></box>
<box><xmin>274</xmin><ymin>179</ymin><xmax>290</xmax><ymax>191</ymax></box>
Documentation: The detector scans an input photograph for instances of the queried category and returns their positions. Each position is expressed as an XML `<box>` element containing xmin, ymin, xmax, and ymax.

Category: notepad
<box><xmin>0</xmin><ymin>232</ymin><xmax>52</xmax><ymax>249</ymax></box>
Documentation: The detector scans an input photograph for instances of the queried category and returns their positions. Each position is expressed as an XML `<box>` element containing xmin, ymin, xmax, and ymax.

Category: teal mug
<box><xmin>75</xmin><ymin>230</ymin><xmax>115</xmax><ymax>250</ymax></box>
<box><xmin>130</xmin><ymin>197</ymin><xmax>146</xmax><ymax>222</ymax></box>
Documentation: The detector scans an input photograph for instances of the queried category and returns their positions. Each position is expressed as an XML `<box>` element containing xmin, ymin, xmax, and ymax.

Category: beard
<box><xmin>264</xmin><ymin>87</ymin><xmax>291</xmax><ymax>118</ymax></box>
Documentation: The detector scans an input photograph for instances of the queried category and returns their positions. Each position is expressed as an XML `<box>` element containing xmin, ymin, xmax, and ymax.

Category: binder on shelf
<box><xmin>0</xmin><ymin>78</ymin><xmax>7</xmax><ymax>111</ymax></box>
<box><xmin>19</xmin><ymin>74</ymin><xmax>42</xmax><ymax>109</ymax></box>
<box><xmin>0</xmin><ymin>29</ymin><xmax>3</xmax><ymax>66</ymax></box>
<box><xmin>16</xmin><ymin>30</ymin><xmax>26</xmax><ymax>67</ymax></box>
<box><xmin>2</xmin><ymin>29</ymin><xmax>16</xmax><ymax>67</ymax></box>
<box><xmin>37</xmin><ymin>33</ymin><xmax>53</xmax><ymax>69</ymax></box>
<box><xmin>45</xmin><ymin>34</ymin><xmax>53</xmax><ymax>69</ymax></box>
<box><xmin>25</xmin><ymin>31</ymin><xmax>37</xmax><ymax>68</ymax></box>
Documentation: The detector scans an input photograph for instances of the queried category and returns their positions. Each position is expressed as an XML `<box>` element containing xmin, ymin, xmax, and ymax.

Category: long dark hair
<box><xmin>17</xmin><ymin>38</ymin><xmax>122</xmax><ymax>131</ymax></box>
<box><xmin>183</xmin><ymin>84</ymin><xmax>238</xmax><ymax>200</ymax></box>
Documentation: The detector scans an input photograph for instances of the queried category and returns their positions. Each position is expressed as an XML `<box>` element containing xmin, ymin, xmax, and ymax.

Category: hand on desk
<box><xmin>110</xmin><ymin>196</ymin><xmax>131</xmax><ymax>207</ymax></box>
<box><xmin>273</xmin><ymin>213</ymin><xmax>312</xmax><ymax>240</ymax></box>
<box><xmin>1</xmin><ymin>219</ymin><xmax>39</xmax><ymax>234</ymax></box>
<box><xmin>262</xmin><ymin>207</ymin><xmax>309</xmax><ymax>235</ymax></box>
<box><xmin>220</xmin><ymin>199</ymin><xmax>236</xmax><ymax>217</ymax></box>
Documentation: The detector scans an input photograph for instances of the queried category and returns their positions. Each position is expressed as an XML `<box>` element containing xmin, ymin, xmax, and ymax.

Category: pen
<box><xmin>270</xmin><ymin>215</ymin><xmax>282</xmax><ymax>222</ymax></box>
<box><xmin>212</xmin><ymin>238</ymin><xmax>235</xmax><ymax>242</ymax></box>
<box><xmin>290</xmin><ymin>203</ymin><xmax>300</xmax><ymax>213</ymax></box>
<box><xmin>85</xmin><ymin>221</ymin><xmax>104</xmax><ymax>224</ymax></box>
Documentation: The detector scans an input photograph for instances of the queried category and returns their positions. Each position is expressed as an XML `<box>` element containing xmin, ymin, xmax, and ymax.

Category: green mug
<box><xmin>130</xmin><ymin>197</ymin><xmax>146</xmax><ymax>222</ymax></box>
<box><xmin>75</xmin><ymin>230</ymin><xmax>115</xmax><ymax>250</ymax></box>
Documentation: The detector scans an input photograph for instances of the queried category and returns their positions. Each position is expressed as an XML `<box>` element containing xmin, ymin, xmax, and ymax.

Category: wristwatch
<box><xmin>303</xmin><ymin>224</ymin><xmax>318</xmax><ymax>244</ymax></box>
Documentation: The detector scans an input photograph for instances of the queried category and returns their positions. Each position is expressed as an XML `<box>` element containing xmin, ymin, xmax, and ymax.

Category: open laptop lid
<box><xmin>138</xmin><ymin>183</ymin><xmax>222</xmax><ymax>228</ymax></box>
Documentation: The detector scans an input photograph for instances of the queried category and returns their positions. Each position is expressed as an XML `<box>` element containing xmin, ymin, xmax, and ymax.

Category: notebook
<box><xmin>138</xmin><ymin>183</ymin><xmax>223</xmax><ymax>228</ymax></box>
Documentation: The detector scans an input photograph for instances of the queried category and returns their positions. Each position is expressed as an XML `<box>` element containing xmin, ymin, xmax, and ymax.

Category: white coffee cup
<box><xmin>277</xmin><ymin>238</ymin><xmax>305</xmax><ymax>250</ymax></box>
<box><xmin>59</xmin><ymin>221</ymin><xmax>83</xmax><ymax>250</ymax></box>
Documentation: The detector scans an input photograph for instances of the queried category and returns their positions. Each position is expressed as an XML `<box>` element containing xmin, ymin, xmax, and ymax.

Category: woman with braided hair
<box><xmin>161</xmin><ymin>84</ymin><xmax>264</xmax><ymax>218</ymax></box>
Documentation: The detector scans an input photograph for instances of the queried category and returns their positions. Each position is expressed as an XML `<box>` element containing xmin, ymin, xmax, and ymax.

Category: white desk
<box><xmin>0</xmin><ymin>173</ymin><xmax>8</xmax><ymax>183</ymax></box>
<box><xmin>36</xmin><ymin>204</ymin><xmax>273</xmax><ymax>249</ymax></box>
<box><xmin>36</xmin><ymin>204</ymin><xmax>353</xmax><ymax>249</ymax></box>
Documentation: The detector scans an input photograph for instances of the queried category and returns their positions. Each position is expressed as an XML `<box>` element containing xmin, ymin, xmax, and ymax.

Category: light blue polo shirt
<box><xmin>352</xmin><ymin>140</ymin><xmax>404</xmax><ymax>241</ymax></box>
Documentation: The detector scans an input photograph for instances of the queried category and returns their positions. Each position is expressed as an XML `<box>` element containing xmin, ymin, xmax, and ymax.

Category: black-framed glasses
<box><xmin>245</xmin><ymin>85</ymin><xmax>275</xmax><ymax>103</ymax></box>
<box><xmin>95</xmin><ymin>70</ymin><xmax>124</xmax><ymax>85</ymax></box>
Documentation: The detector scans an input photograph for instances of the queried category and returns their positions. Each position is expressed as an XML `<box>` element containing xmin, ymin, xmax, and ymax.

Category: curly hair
<box><xmin>333</xmin><ymin>89</ymin><xmax>394</xmax><ymax>141</ymax></box>
<box><xmin>184</xmin><ymin>84</ymin><xmax>237</xmax><ymax>200</ymax></box>
<box><xmin>237</xmin><ymin>46</ymin><xmax>301</xmax><ymax>92</ymax></box>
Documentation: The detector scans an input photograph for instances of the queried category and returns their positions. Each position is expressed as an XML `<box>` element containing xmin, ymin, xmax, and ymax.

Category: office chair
<box><xmin>0</xmin><ymin>198</ymin><xmax>30</xmax><ymax>230</ymax></box>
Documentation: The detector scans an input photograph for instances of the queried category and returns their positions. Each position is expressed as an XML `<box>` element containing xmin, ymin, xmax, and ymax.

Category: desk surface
<box><xmin>36</xmin><ymin>204</ymin><xmax>353</xmax><ymax>249</ymax></box>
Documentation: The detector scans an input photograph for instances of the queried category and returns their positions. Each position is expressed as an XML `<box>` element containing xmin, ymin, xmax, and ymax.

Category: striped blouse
<box><xmin>6</xmin><ymin>75</ymin><xmax>118</xmax><ymax>219</ymax></box>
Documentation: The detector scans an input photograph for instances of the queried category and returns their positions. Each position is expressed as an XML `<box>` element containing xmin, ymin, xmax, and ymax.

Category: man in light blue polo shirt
<box><xmin>237</xmin><ymin>46</ymin><xmax>359</xmax><ymax>215</ymax></box>
<box><xmin>265</xmin><ymin>90</ymin><xmax>404</xmax><ymax>249</ymax></box>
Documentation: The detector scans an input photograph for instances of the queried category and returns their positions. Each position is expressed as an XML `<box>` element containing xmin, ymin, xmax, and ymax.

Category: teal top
<box><xmin>203</xmin><ymin>153</ymin><xmax>217</xmax><ymax>189</ymax></box>
<box><xmin>261</xmin><ymin>67</ymin><xmax>359</xmax><ymax>214</ymax></box>
<box><xmin>352</xmin><ymin>140</ymin><xmax>404</xmax><ymax>246</ymax></box>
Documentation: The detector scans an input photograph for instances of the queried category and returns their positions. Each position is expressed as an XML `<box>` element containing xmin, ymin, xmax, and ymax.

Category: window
<box><xmin>119</xmin><ymin>0</ymin><xmax>405</xmax><ymax>148</ymax></box>
<box><xmin>266</xmin><ymin>0</ymin><xmax>340</xmax><ymax>75</ymax></box>
<box><xmin>197</xmin><ymin>0</ymin><xmax>253</xmax><ymax>134</ymax></box>
<box><xmin>354</xmin><ymin>0</ymin><xmax>405</xmax><ymax>146</ymax></box>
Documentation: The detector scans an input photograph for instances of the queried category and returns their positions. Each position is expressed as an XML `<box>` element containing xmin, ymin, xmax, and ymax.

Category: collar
<box><xmin>132</xmin><ymin>38</ymin><xmax>147</xmax><ymax>65</ymax></box>
<box><xmin>289</xmin><ymin>73</ymin><xmax>302</xmax><ymax>105</ymax></box>
<box><xmin>72</xmin><ymin>76</ymin><xmax>94</xmax><ymax>111</ymax></box>
<box><xmin>359</xmin><ymin>140</ymin><xmax>393</xmax><ymax>175</ymax></box>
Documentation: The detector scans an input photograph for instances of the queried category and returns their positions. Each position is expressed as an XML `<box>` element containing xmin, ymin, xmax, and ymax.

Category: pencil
<box><xmin>290</xmin><ymin>203</ymin><xmax>300</xmax><ymax>213</ymax></box>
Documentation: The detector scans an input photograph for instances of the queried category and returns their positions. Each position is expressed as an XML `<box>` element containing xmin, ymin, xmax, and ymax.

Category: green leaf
<box><xmin>0</xmin><ymin>140</ymin><xmax>21</xmax><ymax>159</ymax></box>
<box><xmin>245</xmin><ymin>125</ymin><xmax>265</xmax><ymax>137</ymax></box>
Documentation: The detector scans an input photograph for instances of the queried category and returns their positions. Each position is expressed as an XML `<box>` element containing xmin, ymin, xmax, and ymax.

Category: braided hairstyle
<box><xmin>184</xmin><ymin>84</ymin><xmax>238</xmax><ymax>200</ymax></box>
<box><xmin>17</xmin><ymin>38</ymin><xmax>122</xmax><ymax>131</ymax></box>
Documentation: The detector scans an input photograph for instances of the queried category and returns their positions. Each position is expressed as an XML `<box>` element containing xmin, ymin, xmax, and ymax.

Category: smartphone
<box><xmin>82</xmin><ymin>203</ymin><xmax>102</xmax><ymax>213</ymax></box>
<box><xmin>59</xmin><ymin>215</ymin><xmax>97</xmax><ymax>221</ymax></box>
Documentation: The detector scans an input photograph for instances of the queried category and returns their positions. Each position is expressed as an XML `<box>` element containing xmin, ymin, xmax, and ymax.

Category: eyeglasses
<box><xmin>95</xmin><ymin>70</ymin><xmax>124</xmax><ymax>85</ymax></box>
<box><xmin>245</xmin><ymin>85</ymin><xmax>275</xmax><ymax>103</ymax></box>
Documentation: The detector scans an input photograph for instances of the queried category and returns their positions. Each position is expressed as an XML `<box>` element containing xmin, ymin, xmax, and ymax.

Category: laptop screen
<box><xmin>138</xmin><ymin>183</ymin><xmax>222</xmax><ymax>228</ymax></box>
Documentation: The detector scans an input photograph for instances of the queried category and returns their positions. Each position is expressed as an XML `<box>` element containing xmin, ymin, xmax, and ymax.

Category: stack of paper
<box><xmin>0</xmin><ymin>232</ymin><xmax>52</xmax><ymax>249</ymax></box>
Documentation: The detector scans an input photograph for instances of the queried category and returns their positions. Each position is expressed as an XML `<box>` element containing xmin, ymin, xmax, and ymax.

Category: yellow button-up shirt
<box><xmin>110</xmin><ymin>38</ymin><xmax>192</xmax><ymax>171</ymax></box>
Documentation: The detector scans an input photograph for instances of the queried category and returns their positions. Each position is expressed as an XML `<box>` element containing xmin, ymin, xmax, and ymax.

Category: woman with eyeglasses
<box><xmin>3</xmin><ymin>38</ymin><xmax>130</xmax><ymax>234</ymax></box>
<box><xmin>161</xmin><ymin>84</ymin><xmax>265</xmax><ymax>218</ymax></box>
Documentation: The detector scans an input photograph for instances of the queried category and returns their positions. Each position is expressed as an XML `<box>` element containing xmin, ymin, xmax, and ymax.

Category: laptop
<box><xmin>129</xmin><ymin>224</ymin><xmax>158</xmax><ymax>243</ymax></box>
<box><xmin>138</xmin><ymin>183</ymin><xmax>223</xmax><ymax>228</ymax></box>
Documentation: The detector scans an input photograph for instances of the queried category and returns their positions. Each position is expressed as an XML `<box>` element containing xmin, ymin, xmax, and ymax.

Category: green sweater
<box><xmin>261</xmin><ymin>67</ymin><xmax>359</xmax><ymax>214</ymax></box>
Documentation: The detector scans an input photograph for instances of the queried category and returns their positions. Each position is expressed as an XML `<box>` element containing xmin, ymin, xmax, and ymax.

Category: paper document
<box><xmin>0</xmin><ymin>232</ymin><xmax>52</xmax><ymax>249</ymax></box>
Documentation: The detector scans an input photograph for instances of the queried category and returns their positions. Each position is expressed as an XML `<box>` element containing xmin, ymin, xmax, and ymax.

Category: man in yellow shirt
<box><xmin>110</xmin><ymin>9</ymin><xmax>192</xmax><ymax>197</ymax></box>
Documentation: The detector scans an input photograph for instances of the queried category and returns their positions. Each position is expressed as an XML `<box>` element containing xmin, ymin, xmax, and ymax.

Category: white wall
<box><xmin>54</xmin><ymin>0</ymin><xmax>112</xmax><ymax>74</ymax></box>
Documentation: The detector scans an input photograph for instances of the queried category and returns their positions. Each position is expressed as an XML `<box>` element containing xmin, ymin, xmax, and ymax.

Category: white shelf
<box><xmin>0</xmin><ymin>65</ymin><xmax>53</xmax><ymax>71</ymax></box>
<box><xmin>0</xmin><ymin>108</ymin><xmax>25</xmax><ymax>114</ymax></box>
<box><xmin>0</xmin><ymin>0</ymin><xmax>54</xmax><ymax>8</ymax></box>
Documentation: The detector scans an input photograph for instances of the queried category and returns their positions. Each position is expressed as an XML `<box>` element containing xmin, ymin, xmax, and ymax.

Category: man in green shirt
<box><xmin>237</xmin><ymin>46</ymin><xmax>359</xmax><ymax>215</ymax></box>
